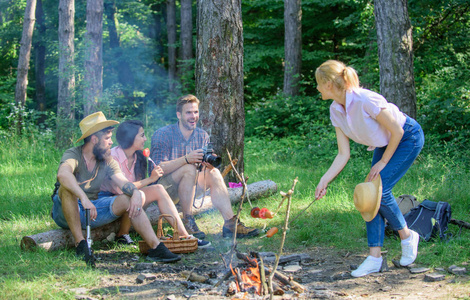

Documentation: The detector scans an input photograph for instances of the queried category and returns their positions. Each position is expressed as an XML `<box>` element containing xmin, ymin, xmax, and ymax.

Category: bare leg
<box><xmin>169</xmin><ymin>164</ymin><xmax>198</xmax><ymax>218</ymax></box>
<box><xmin>118</xmin><ymin>184</ymin><xmax>190</xmax><ymax>237</ymax></box>
<box><xmin>398</xmin><ymin>226</ymin><xmax>411</xmax><ymax>240</ymax></box>
<box><xmin>198</xmin><ymin>167</ymin><xmax>234</xmax><ymax>221</ymax></box>
<box><xmin>369</xmin><ymin>246</ymin><xmax>382</xmax><ymax>258</ymax></box>
<box><xmin>58</xmin><ymin>187</ymin><xmax>85</xmax><ymax>245</ymax></box>
<box><xmin>112</xmin><ymin>193</ymin><xmax>159</xmax><ymax>249</ymax></box>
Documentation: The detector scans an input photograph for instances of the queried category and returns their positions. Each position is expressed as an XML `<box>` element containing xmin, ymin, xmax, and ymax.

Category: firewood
<box><xmin>181</xmin><ymin>270</ymin><xmax>209</xmax><ymax>283</ymax></box>
<box><xmin>21</xmin><ymin>180</ymin><xmax>277</xmax><ymax>252</ymax></box>
<box><xmin>450</xmin><ymin>218</ymin><xmax>470</xmax><ymax>229</ymax></box>
<box><xmin>272</xmin><ymin>282</ymin><xmax>285</xmax><ymax>295</ymax></box>
<box><xmin>263</xmin><ymin>267</ymin><xmax>305</xmax><ymax>293</ymax></box>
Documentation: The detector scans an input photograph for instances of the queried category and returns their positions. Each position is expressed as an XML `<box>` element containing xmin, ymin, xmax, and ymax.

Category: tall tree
<box><xmin>374</xmin><ymin>0</ymin><xmax>416</xmax><ymax>118</ymax></box>
<box><xmin>14</xmin><ymin>0</ymin><xmax>37</xmax><ymax>109</ymax></box>
<box><xmin>196</xmin><ymin>0</ymin><xmax>245</xmax><ymax>179</ymax></box>
<box><xmin>57</xmin><ymin>0</ymin><xmax>75</xmax><ymax>147</ymax></box>
<box><xmin>83</xmin><ymin>0</ymin><xmax>104</xmax><ymax>115</ymax></box>
<box><xmin>283</xmin><ymin>0</ymin><xmax>302</xmax><ymax>96</ymax></box>
<box><xmin>34</xmin><ymin>0</ymin><xmax>46</xmax><ymax>112</ymax></box>
<box><xmin>179</xmin><ymin>0</ymin><xmax>193</xmax><ymax>91</ymax></box>
<box><xmin>166</xmin><ymin>0</ymin><xmax>177</xmax><ymax>93</ymax></box>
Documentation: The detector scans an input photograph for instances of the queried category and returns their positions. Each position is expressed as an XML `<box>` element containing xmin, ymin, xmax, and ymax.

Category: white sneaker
<box><xmin>400</xmin><ymin>230</ymin><xmax>419</xmax><ymax>266</ymax></box>
<box><xmin>351</xmin><ymin>256</ymin><xmax>382</xmax><ymax>277</ymax></box>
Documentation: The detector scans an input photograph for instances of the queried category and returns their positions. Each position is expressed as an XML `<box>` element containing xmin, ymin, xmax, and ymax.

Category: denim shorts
<box><xmin>52</xmin><ymin>190</ymin><xmax>120</xmax><ymax>230</ymax></box>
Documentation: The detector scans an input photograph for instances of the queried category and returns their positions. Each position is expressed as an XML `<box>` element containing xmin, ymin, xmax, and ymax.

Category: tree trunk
<box><xmin>14</xmin><ymin>0</ymin><xmax>37</xmax><ymax>133</ymax></box>
<box><xmin>374</xmin><ymin>0</ymin><xmax>416</xmax><ymax>118</ymax></box>
<box><xmin>34</xmin><ymin>0</ymin><xmax>46</xmax><ymax>114</ymax></box>
<box><xmin>196</xmin><ymin>0</ymin><xmax>245</xmax><ymax>182</ymax></box>
<box><xmin>283</xmin><ymin>0</ymin><xmax>302</xmax><ymax>97</ymax></box>
<box><xmin>21</xmin><ymin>180</ymin><xmax>277</xmax><ymax>251</ymax></box>
<box><xmin>57</xmin><ymin>0</ymin><xmax>76</xmax><ymax>148</ymax></box>
<box><xmin>166</xmin><ymin>0</ymin><xmax>177</xmax><ymax>93</ymax></box>
<box><xmin>179</xmin><ymin>0</ymin><xmax>193</xmax><ymax>91</ymax></box>
<box><xmin>83</xmin><ymin>0</ymin><xmax>104</xmax><ymax>116</ymax></box>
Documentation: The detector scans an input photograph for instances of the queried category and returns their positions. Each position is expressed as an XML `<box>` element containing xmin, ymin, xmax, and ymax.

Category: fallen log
<box><xmin>450</xmin><ymin>218</ymin><xmax>470</xmax><ymax>230</ymax></box>
<box><xmin>21</xmin><ymin>180</ymin><xmax>277</xmax><ymax>252</ymax></box>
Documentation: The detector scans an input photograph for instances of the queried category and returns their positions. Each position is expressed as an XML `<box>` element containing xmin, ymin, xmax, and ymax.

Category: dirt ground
<box><xmin>71</xmin><ymin>233</ymin><xmax>470</xmax><ymax>300</ymax></box>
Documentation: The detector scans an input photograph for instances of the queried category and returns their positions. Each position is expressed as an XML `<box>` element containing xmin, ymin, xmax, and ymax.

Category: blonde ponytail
<box><xmin>315</xmin><ymin>60</ymin><xmax>360</xmax><ymax>91</ymax></box>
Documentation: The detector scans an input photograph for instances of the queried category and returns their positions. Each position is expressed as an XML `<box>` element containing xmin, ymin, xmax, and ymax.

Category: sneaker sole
<box><xmin>197</xmin><ymin>241</ymin><xmax>212</xmax><ymax>248</ymax></box>
<box><xmin>146</xmin><ymin>256</ymin><xmax>181</xmax><ymax>263</ymax></box>
<box><xmin>223</xmin><ymin>229</ymin><xmax>260</xmax><ymax>239</ymax></box>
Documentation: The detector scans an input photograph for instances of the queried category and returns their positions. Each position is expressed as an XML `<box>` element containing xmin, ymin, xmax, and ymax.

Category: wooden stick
<box><xmin>268</xmin><ymin>177</ymin><xmax>299</xmax><ymax>300</ymax></box>
<box><xmin>214</xmin><ymin>269</ymin><xmax>233</xmax><ymax>288</ymax></box>
<box><xmin>259</xmin><ymin>255</ymin><xmax>268</xmax><ymax>296</ymax></box>
<box><xmin>221</xmin><ymin>158</ymin><xmax>238</xmax><ymax>178</ymax></box>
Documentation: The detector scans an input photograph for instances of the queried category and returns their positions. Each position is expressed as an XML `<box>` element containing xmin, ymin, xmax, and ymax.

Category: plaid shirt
<box><xmin>150</xmin><ymin>122</ymin><xmax>210</xmax><ymax>165</ymax></box>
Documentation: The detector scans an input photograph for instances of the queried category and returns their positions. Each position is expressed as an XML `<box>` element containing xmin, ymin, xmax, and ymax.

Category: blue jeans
<box><xmin>366</xmin><ymin>116</ymin><xmax>424</xmax><ymax>247</ymax></box>
<box><xmin>52</xmin><ymin>190</ymin><xmax>120</xmax><ymax>230</ymax></box>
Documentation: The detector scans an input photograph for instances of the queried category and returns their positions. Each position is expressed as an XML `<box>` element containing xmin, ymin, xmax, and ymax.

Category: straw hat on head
<box><xmin>75</xmin><ymin>111</ymin><xmax>119</xmax><ymax>143</ymax></box>
<box><xmin>353</xmin><ymin>175</ymin><xmax>382</xmax><ymax>222</ymax></box>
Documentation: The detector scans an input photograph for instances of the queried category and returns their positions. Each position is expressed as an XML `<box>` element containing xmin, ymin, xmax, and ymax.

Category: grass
<box><xmin>1</xmin><ymin>133</ymin><xmax>470</xmax><ymax>298</ymax></box>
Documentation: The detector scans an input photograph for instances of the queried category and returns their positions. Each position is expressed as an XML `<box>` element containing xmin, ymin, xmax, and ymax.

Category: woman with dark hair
<box><xmin>101</xmin><ymin>120</ymin><xmax>210</xmax><ymax>248</ymax></box>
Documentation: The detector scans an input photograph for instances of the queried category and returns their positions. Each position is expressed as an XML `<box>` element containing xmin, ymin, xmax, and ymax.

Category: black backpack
<box><xmin>403</xmin><ymin>199</ymin><xmax>452</xmax><ymax>242</ymax></box>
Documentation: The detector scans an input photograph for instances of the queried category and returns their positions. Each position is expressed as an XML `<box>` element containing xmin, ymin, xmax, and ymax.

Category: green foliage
<box><xmin>245</xmin><ymin>94</ymin><xmax>330</xmax><ymax>138</ymax></box>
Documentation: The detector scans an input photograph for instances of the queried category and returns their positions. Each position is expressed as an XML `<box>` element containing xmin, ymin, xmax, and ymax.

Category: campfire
<box><xmin>221</xmin><ymin>251</ymin><xmax>305</xmax><ymax>297</ymax></box>
<box><xmin>230</xmin><ymin>255</ymin><xmax>261</xmax><ymax>294</ymax></box>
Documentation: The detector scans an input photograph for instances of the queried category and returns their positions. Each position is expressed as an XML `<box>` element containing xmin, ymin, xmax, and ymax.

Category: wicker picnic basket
<box><xmin>139</xmin><ymin>214</ymin><xmax>198</xmax><ymax>254</ymax></box>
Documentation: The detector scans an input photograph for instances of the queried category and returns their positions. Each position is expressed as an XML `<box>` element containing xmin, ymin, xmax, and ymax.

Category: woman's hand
<box><xmin>315</xmin><ymin>180</ymin><xmax>328</xmax><ymax>200</ymax></box>
<box><xmin>368</xmin><ymin>160</ymin><xmax>386</xmax><ymax>182</ymax></box>
<box><xmin>150</xmin><ymin>165</ymin><xmax>164</xmax><ymax>182</ymax></box>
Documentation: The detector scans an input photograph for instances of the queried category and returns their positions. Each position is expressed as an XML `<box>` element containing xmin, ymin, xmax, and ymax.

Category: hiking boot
<box><xmin>76</xmin><ymin>239</ymin><xmax>96</xmax><ymax>268</ymax></box>
<box><xmin>183</xmin><ymin>215</ymin><xmax>206</xmax><ymax>240</ymax></box>
<box><xmin>400</xmin><ymin>230</ymin><xmax>419</xmax><ymax>266</ymax></box>
<box><xmin>116</xmin><ymin>234</ymin><xmax>134</xmax><ymax>245</ymax></box>
<box><xmin>351</xmin><ymin>256</ymin><xmax>382</xmax><ymax>277</ymax></box>
<box><xmin>222</xmin><ymin>216</ymin><xmax>260</xmax><ymax>238</ymax></box>
<box><xmin>146</xmin><ymin>243</ymin><xmax>181</xmax><ymax>263</ymax></box>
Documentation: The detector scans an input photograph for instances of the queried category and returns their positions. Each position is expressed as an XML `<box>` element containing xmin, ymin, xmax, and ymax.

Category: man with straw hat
<box><xmin>51</xmin><ymin>112</ymin><xmax>180</xmax><ymax>266</ymax></box>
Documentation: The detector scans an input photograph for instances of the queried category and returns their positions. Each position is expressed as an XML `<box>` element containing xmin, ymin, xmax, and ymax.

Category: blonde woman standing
<box><xmin>314</xmin><ymin>60</ymin><xmax>424</xmax><ymax>277</ymax></box>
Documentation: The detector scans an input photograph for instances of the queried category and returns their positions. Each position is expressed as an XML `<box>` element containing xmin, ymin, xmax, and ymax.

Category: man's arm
<box><xmin>57</xmin><ymin>163</ymin><xmax>97</xmax><ymax>218</ymax></box>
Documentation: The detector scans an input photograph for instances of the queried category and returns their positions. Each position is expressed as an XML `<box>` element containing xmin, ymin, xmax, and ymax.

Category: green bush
<box><xmin>245</xmin><ymin>94</ymin><xmax>331</xmax><ymax>139</ymax></box>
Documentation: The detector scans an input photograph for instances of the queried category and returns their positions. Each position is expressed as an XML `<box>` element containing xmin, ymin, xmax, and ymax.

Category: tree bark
<box><xmin>179</xmin><ymin>0</ymin><xmax>193</xmax><ymax>90</ymax></box>
<box><xmin>14</xmin><ymin>0</ymin><xmax>37</xmax><ymax>114</ymax></box>
<box><xmin>374</xmin><ymin>0</ymin><xmax>416</xmax><ymax>118</ymax></box>
<box><xmin>21</xmin><ymin>180</ymin><xmax>277</xmax><ymax>251</ymax></box>
<box><xmin>83</xmin><ymin>0</ymin><xmax>104</xmax><ymax>116</ymax></box>
<box><xmin>34</xmin><ymin>0</ymin><xmax>46</xmax><ymax>113</ymax></box>
<box><xmin>57</xmin><ymin>0</ymin><xmax>76</xmax><ymax>148</ymax></box>
<box><xmin>166</xmin><ymin>0</ymin><xmax>177</xmax><ymax>93</ymax></box>
<box><xmin>196</xmin><ymin>0</ymin><xmax>245</xmax><ymax>182</ymax></box>
<box><xmin>283</xmin><ymin>0</ymin><xmax>302</xmax><ymax>97</ymax></box>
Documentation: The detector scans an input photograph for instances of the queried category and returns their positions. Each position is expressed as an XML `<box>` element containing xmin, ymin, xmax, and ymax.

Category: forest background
<box><xmin>0</xmin><ymin>0</ymin><xmax>470</xmax><ymax>298</ymax></box>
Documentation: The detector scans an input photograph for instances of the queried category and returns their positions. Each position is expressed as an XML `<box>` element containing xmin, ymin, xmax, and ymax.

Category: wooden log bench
<box><xmin>21</xmin><ymin>180</ymin><xmax>277</xmax><ymax>251</ymax></box>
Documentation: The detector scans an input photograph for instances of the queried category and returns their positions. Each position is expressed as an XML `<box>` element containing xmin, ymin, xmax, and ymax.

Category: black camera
<box><xmin>201</xmin><ymin>142</ymin><xmax>222</xmax><ymax>168</ymax></box>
